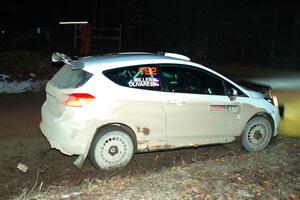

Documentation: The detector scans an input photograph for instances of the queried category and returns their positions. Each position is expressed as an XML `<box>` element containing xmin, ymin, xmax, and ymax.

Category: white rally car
<box><xmin>40</xmin><ymin>52</ymin><xmax>280</xmax><ymax>170</ymax></box>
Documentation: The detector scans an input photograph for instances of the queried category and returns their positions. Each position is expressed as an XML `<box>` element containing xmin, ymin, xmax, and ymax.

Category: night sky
<box><xmin>1</xmin><ymin>0</ymin><xmax>299</xmax><ymax>27</ymax></box>
<box><xmin>1</xmin><ymin>0</ymin><xmax>299</xmax><ymax>63</ymax></box>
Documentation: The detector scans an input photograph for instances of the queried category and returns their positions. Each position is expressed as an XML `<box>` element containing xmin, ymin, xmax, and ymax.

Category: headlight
<box><xmin>272</xmin><ymin>95</ymin><xmax>279</xmax><ymax>107</ymax></box>
<box><xmin>265</xmin><ymin>96</ymin><xmax>278</xmax><ymax>107</ymax></box>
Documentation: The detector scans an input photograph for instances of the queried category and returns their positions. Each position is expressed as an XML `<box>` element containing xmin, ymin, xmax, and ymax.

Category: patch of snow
<box><xmin>0</xmin><ymin>74</ymin><xmax>11</xmax><ymax>82</ymax></box>
<box><xmin>0</xmin><ymin>74</ymin><xmax>48</xmax><ymax>93</ymax></box>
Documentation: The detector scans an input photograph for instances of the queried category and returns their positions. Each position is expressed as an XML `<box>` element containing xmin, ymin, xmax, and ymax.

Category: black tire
<box><xmin>89</xmin><ymin>126</ymin><xmax>134</xmax><ymax>170</ymax></box>
<box><xmin>242</xmin><ymin>116</ymin><xmax>272</xmax><ymax>152</ymax></box>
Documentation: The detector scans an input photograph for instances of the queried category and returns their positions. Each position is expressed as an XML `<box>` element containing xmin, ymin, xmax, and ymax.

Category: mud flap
<box><xmin>73</xmin><ymin>154</ymin><xmax>87</xmax><ymax>169</ymax></box>
<box><xmin>73</xmin><ymin>136</ymin><xmax>94</xmax><ymax>169</ymax></box>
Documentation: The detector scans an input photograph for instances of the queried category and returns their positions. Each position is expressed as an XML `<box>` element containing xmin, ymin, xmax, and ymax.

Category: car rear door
<box><xmin>160</xmin><ymin>64</ymin><xmax>241</xmax><ymax>147</ymax></box>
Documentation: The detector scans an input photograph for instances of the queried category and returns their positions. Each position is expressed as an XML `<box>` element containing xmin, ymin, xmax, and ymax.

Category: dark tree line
<box><xmin>141</xmin><ymin>0</ymin><xmax>300</xmax><ymax>65</ymax></box>
<box><xmin>1</xmin><ymin>0</ymin><xmax>299</xmax><ymax>65</ymax></box>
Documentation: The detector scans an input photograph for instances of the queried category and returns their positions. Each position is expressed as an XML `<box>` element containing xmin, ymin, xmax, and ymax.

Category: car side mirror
<box><xmin>228</xmin><ymin>88</ymin><xmax>238</xmax><ymax>100</ymax></box>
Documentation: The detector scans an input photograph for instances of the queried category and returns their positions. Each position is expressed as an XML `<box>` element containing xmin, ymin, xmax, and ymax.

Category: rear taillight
<box><xmin>65</xmin><ymin>93</ymin><xmax>95</xmax><ymax>107</ymax></box>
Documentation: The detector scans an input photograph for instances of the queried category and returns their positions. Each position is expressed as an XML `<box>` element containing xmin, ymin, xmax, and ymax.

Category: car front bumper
<box><xmin>273</xmin><ymin>106</ymin><xmax>281</xmax><ymax>137</ymax></box>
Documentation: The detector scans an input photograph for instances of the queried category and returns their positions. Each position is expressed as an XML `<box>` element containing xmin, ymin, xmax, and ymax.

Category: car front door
<box><xmin>160</xmin><ymin>65</ymin><xmax>241</xmax><ymax>147</ymax></box>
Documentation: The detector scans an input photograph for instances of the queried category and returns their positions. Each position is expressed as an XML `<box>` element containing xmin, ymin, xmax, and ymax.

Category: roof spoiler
<box><xmin>157</xmin><ymin>52</ymin><xmax>190</xmax><ymax>61</ymax></box>
<box><xmin>52</xmin><ymin>52</ymin><xmax>84</xmax><ymax>69</ymax></box>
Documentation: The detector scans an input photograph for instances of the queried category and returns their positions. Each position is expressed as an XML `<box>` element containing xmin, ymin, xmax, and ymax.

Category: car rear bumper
<box><xmin>40</xmin><ymin>103</ymin><xmax>92</xmax><ymax>156</ymax></box>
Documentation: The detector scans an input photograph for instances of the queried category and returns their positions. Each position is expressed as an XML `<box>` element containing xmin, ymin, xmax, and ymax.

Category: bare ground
<box><xmin>13</xmin><ymin>137</ymin><xmax>300</xmax><ymax>200</ymax></box>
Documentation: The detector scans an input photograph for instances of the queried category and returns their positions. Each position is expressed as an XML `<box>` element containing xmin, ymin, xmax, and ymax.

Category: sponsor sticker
<box><xmin>210</xmin><ymin>105</ymin><xmax>240</xmax><ymax>113</ymax></box>
<box><xmin>210</xmin><ymin>105</ymin><xmax>225</xmax><ymax>111</ymax></box>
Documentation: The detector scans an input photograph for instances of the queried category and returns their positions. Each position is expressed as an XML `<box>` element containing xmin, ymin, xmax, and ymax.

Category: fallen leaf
<box><xmin>260</xmin><ymin>180</ymin><xmax>271</xmax><ymax>189</ymax></box>
<box><xmin>289</xmin><ymin>193</ymin><xmax>300</xmax><ymax>200</ymax></box>
<box><xmin>202</xmin><ymin>152</ymin><xmax>209</xmax><ymax>156</ymax></box>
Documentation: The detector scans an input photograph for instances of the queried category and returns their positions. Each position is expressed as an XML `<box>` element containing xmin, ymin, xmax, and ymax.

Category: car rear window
<box><xmin>50</xmin><ymin>65</ymin><xmax>92</xmax><ymax>89</ymax></box>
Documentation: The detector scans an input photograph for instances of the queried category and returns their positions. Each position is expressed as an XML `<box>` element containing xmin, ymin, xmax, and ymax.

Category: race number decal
<box><xmin>138</xmin><ymin>67</ymin><xmax>157</xmax><ymax>76</ymax></box>
<box><xmin>227</xmin><ymin>105</ymin><xmax>240</xmax><ymax>113</ymax></box>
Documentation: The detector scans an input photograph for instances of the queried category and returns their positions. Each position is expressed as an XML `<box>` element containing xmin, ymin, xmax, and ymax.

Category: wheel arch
<box><xmin>74</xmin><ymin>123</ymin><xmax>138</xmax><ymax>170</ymax></box>
<box><xmin>93</xmin><ymin>123</ymin><xmax>138</xmax><ymax>152</ymax></box>
<box><xmin>247</xmin><ymin>112</ymin><xmax>275</xmax><ymax>136</ymax></box>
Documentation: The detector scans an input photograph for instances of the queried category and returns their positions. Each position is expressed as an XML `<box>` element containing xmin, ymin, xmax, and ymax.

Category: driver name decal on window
<box><xmin>128</xmin><ymin>66</ymin><xmax>160</xmax><ymax>88</ymax></box>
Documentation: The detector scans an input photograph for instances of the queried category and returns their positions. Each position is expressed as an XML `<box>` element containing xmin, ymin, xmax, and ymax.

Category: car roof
<box><xmin>78</xmin><ymin>52</ymin><xmax>190</xmax><ymax>71</ymax></box>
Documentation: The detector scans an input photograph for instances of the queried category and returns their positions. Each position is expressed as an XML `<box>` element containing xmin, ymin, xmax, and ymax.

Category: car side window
<box><xmin>103</xmin><ymin>65</ymin><xmax>161</xmax><ymax>91</ymax></box>
<box><xmin>160</xmin><ymin>65</ymin><xmax>225</xmax><ymax>95</ymax></box>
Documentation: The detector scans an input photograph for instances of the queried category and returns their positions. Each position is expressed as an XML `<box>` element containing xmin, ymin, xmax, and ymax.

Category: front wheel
<box><xmin>89</xmin><ymin>126</ymin><xmax>135</xmax><ymax>170</ymax></box>
<box><xmin>242</xmin><ymin>116</ymin><xmax>272</xmax><ymax>152</ymax></box>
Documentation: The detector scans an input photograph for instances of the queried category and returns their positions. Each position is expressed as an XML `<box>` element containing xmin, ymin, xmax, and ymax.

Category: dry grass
<box><xmin>12</xmin><ymin>137</ymin><xmax>300</xmax><ymax>200</ymax></box>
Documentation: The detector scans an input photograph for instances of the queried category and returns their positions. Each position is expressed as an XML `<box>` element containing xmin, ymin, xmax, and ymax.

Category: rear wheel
<box><xmin>89</xmin><ymin>126</ymin><xmax>134</xmax><ymax>170</ymax></box>
<box><xmin>242</xmin><ymin>116</ymin><xmax>272</xmax><ymax>152</ymax></box>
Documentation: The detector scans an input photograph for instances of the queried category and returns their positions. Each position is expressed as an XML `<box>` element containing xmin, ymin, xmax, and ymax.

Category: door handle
<box><xmin>168</xmin><ymin>99</ymin><xmax>186</xmax><ymax>105</ymax></box>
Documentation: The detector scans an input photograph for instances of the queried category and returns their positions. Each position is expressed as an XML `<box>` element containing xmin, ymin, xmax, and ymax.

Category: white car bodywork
<box><xmin>40</xmin><ymin>52</ymin><xmax>280</xmax><ymax>169</ymax></box>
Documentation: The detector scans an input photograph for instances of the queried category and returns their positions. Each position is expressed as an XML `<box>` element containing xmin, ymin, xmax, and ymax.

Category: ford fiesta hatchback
<box><xmin>40</xmin><ymin>52</ymin><xmax>280</xmax><ymax>170</ymax></box>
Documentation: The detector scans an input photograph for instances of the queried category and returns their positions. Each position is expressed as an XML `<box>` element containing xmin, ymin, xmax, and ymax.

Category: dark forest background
<box><xmin>0</xmin><ymin>0</ymin><xmax>299</xmax><ymax>65</ymax></box>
